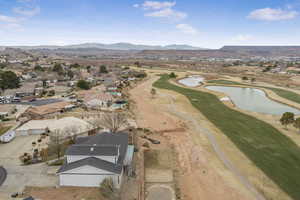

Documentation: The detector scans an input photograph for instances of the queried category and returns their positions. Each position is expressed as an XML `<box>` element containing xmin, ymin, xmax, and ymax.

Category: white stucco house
<box><xmin>85</xmin><ymin>93</ymin><xmax>114</xmax><ymax>109</ymax></box>
<box><xmin>57</xmin><ymin>132</ymin><xmax>133</xmax><ymax>188</ymax></box>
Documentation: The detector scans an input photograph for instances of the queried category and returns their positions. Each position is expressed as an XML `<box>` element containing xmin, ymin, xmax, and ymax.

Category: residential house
<box><xmin>57</xmin><ymin>132</ymin><xmax>133</xmax><ymax>188</ymax></box>
<box><xmin>22</xmin><ymin>101</ymin><xmax>74</xmax><ymax>119</ymax></box>
<box><xmin>3</xmin><ymin>82</ymin><xmax>36</xmax><ymax>98</ymax></box>
<box><xmin>15</xmin><ymin>117</ymin><xmax>93</xmax><ymax>137</ymax></box>
<box><xmin>85</xmin><ymin>93</ymin><xmax>114</xmax><ymax>109</ymax></box>
<box><xmin>77</xmin><ymin>86</ymin><xmax>113</xmax><ymax>109</ymax></box>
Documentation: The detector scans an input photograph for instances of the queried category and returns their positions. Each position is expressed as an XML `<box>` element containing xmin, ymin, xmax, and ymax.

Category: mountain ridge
<box><xmin>0</xmin><ymin>42</ymin><xmax>206</xmax><ymax>51</ymax></box>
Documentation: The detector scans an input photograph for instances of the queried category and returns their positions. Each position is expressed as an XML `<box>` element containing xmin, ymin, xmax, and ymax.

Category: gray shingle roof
<box><xmin>58</xmin><ymin>132</ymin><xmax>128</xmax><ymax>175</ymax></box>
<box><xmin>57</xmin><ymin>157</ymin><xmax>122</xmax><ymax>174</ymax></box>
<box><xmin>65</xmin><ymin>145</ymin><xmax>119</xmax><ymax>156</ymax></box>
<box><xmin>75</xmin><ymin>132</ymin><xmax>128</xmax><ymax>164</ymax></box>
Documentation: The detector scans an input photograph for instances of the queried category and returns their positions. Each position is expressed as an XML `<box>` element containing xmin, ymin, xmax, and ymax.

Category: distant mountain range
<box><xmin>221</xmin><ymin>46</ymin><xmax>300</xmax><ymax>51</ymax></box>
<box><xmin>0</xmin><ymin>42</ymin><xmax>206</xmax><ymax>51</ymax></box>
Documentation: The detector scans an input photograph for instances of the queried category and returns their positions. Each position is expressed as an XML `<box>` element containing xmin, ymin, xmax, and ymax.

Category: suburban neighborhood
<box><xmin>2</xmin><ymin>1</ymin><xmax>300</xmax><ymax>200</ymax></box>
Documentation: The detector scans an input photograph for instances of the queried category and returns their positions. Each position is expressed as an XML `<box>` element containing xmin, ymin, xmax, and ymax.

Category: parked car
<box><xmin>12</xmin><ymin>97</ymin><xmax>21</xmax><ymax>102</ymax></box>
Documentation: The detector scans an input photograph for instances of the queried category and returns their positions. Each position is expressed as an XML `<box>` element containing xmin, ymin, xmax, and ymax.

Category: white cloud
<box><xmin>232</xmin><ymin>34</ymin><xmax>253</xmax><ymax>42</ymax></box>
<box><xmin>145</xmin><ymin>8</ymin><xmax>187</xmax><ymax>20</ymax></box>
<box><xmin>13</xmin><ymin>6</ymin><xmax>40</xmax><ymax>17</ymax></box>
<box><xmin>135</xmin><ymin>1</ymin><xmax>187</xmax><ymax>21</ymax></box>
<box><xmin>142</xmin><ymin>1</ymin><xmax>176</xmax><ymax>10</ymax></box>
<box><xmin>0</xmin><ymin>15</ymin><xmax>21</xmax><ymax>24</ymax></box>
<box><xmin>248</xmin><ymin>8</ymin><xmax>298</xmax><ymax>21</ymax></box>
<box><xmin>176</xmin><ymin>24</ymin><xmax>198</xmax><ymax>35</ymax></box>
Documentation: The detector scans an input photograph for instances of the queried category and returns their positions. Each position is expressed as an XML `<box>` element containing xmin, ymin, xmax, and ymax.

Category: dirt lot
<box><xmin>129</xmin><ymin>74</ymin><xmax>256</xmax><ymax>200</ymax></box>
<box><xmin>23</xmin><ymin>186</ymin><xmax>106</xmax><ymax>200</ymax></box>
<box><xmin>144</xmin><ymin>149</ymin><xmax>175</xmax><ymax>200</ymax></box>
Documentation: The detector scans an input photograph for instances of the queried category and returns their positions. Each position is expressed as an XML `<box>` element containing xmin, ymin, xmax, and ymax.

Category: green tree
<box><xmin>99</xmin><ymin>65</ymin><xmax>108</xmax><ymax>73</ymax></box>
<box><xmin>0</xmin><ymin>71</ymin><xmax>20</xmax><ymax>90</ymax></box>
<box><xmin>77</xmin><ymin>80</ymin><xmax>90</xmax><ymax>90</ymax></box>
<box><xmin>0</xmin><ymin>63</ymin><xmax>7</xmax><ymax>69</ymax></box>
<box><xmin>53</xmin><ymin>63</ymin><xmax>64</xmax><ymax>75</ymax></box>
<box><xmin>86</xmin><ymin>65</ymin><xmax>92</xmax><ymax>73</ymax></box>
<box><xmin>169</xmin><ymin>72</ymin><xmax>177</xmax><ymax>78</ymax></box>
<box><xmin>242</xmin><ymin>76</ymin><xmax>248</xmax><ymax>81</ymax></box>
<box><xmin>280</xmin><ymin>112</ymin><xmax>295</xmax><ymax>129</ymax></box>
<box><xmin>151</xmin><ymin>88</ymin><xmax>156</xmax><ymax>98</ymax></box>
<box><xmin>42</xmin><ymin>79</ymin><xmax>47</xmax><ymax>88</ymax></box>
<box><xmin>294</xmin><ymin>117</ymin><xmax>300</xmax><ymax>133</ymax></box>
<box><xmin>134</xmin><ymin>61</ymin><xmax>141</xmax><ymax>68</ymax></box>
<box><xmin>66</xmin><ymin>70</ymin><xmax>74</xmax><ymax>79</ymax></box>
<box><xmin>34</xmin><ymin>65</ymin><xmax>44</xmax><ymax>71</ymax></box>
<box><xmin>70</xmin><ymin>63</ymin><xmax>80</xmax><ymax>68</ymax></box>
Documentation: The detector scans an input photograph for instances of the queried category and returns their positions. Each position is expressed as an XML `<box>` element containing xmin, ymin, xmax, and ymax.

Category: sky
<box><xmin>0</xmin><ymin>0</ymin><xmax>300</xmax><ymax>48</ymax></box>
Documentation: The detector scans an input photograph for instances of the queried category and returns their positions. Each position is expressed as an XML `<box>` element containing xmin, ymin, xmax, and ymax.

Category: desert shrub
<box><xmin>99</xmin><ymin>178</ymin><xmax>119</xmax><ymax>200</ymax></box>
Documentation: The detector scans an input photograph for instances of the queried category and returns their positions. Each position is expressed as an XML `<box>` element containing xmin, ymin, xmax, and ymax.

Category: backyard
<box><xmin>154</xmin><ymin>75</ymin><xmax>300</xmax><ymax>200</ymax></box>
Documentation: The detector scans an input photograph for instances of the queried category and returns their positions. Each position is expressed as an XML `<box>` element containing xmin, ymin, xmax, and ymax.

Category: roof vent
<box><xmin>90</xmin><ymin>147</ymin><xmax>94</xmax><ymax>152</ymax></box>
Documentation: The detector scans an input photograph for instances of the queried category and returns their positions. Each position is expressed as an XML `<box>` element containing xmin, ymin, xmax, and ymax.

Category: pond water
<box><xmin>205</xmin><ymin>86</ymin><xmax>300</xmax><ymax>115</ymax></box>
<box><xmin>178</xmin><ymin>75</ymin><xmax>204</xmax><ymax>87</ymax></box>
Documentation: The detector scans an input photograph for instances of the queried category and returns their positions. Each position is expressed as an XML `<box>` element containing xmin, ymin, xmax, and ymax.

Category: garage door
<box><xmin>60</xmin><ymin>174</ymin><xmax>111</xmax><ymax>187</ymax></box>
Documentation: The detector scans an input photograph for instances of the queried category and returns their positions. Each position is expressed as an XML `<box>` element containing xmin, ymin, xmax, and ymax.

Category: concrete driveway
<box><xmin>0</xmin><ymin>135</ymin><xmax>58</xmax><ymax>198</ymax></box>
<box><xmin>146</xmin><ymin>185</ymin><xmax>175</xmax><ymax>200</ymax></box>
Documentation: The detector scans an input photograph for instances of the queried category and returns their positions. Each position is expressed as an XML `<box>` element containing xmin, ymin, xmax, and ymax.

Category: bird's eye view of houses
<box><xmin>2</xmin><ymin>1</ymin><xmax>300</xmax><ymax>200</ymax></box>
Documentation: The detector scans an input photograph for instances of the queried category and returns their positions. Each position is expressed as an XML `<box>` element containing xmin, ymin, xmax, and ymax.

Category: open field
<box><xmin>23</xmin><ymin>186</ymin><xmax>106</xmax><ymax>200</ymax></box>
<box><xmin>208</xmin><ymin>79</ymin><xmax>300</xmax><ymax>105</ymax></box>
<box><xmin>154</xmin><ymin>75</ymin><xmax>300</xmax><ymax>200</ymax></box>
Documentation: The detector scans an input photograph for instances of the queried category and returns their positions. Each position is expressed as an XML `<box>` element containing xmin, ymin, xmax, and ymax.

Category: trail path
<box><xmin>162</xmin><ymin>92</ymin><xmax>266</xmax><ymax>200</ymax></box>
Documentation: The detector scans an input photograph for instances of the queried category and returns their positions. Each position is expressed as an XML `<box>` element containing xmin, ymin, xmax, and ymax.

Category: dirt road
<box><xmin>130</xmin><ymin>75</ymin><xmax>257</xmax><ymax>200</ymax></box>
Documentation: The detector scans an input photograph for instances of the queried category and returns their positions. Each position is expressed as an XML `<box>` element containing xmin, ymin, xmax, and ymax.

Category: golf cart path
<box><xmin>160</xmin><ymin>90</ymin><xmax>266</xmax><ymax>200</ymax></box>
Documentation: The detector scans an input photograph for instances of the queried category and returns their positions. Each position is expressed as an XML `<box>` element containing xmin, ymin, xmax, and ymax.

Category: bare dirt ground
<box><xmin>129</xmin><ymin>75</ymin><xmax>256</xmax><ymax>200</ymax></box>
<box><xmin>22</xmin><ymin>186</ymin><xmax>106</xmax><ymax>200</ymax></box>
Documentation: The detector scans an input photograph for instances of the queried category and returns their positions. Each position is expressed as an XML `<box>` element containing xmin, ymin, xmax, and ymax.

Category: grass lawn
<box><xmin>207</xmin><ymin>79</ymin><xmax>300</xmax><ymax>105</ymax></box>
<box><xmin>0</xmin><ymin>126</ymin><xmax>11</xmax><ymax>136</ymax></box>
<box><xmin>154</xmin><ymin>75</ymin><xmax>300</xmax><ymax>200</ymax></box>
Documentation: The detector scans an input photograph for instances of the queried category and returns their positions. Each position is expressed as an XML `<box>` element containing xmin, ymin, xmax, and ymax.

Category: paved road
<box><xmin>13</xmin><ymin>98</ymin><xmax>63</xmax><ymax>106</ymax></box>
<box><xmin>162</xmin><ymin>92</ymin><xmax>266</xmax><ymax>200</ymax></box>
<box><xmin>1</xmin><ymin>98</ymin><xmax>63</xmax><ymax>106</ymax></box>
<box><xmin>0</xmin><ymin>167</ymin><xmax>7</xmax><ymax>186</ymax></box>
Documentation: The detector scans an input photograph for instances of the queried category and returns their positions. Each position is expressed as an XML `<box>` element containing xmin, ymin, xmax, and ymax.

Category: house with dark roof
<box><xmin>57</xmin><ymin>132</ymin><xmax>133</xmax><ymax>188</ymax></box>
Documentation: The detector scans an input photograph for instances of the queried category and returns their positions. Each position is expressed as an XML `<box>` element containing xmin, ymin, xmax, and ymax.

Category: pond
<box><xmin>178</xmin><ymin>75</ymin><xmax>204</xmax><ymax>87</ymax></box>
<box><xmin>205</xmin><ymin>86</ymin><xmax>300</xmax><ymax>115</ymax></box>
